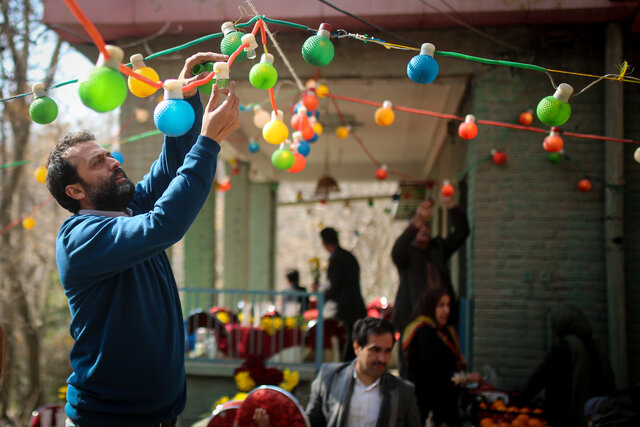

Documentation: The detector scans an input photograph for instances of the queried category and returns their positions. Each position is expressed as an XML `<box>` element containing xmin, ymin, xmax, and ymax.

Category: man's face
<box><xmin>413</xmin><ymin>224</ymin><xmax>431</xmax><ymax>249</ymax></box>
<box><xmin>66</xmin><ymin>141</ymin><xmax>134</xmax><ymax>211</ymax></box>
<box><xmin>354</xmin><ymin>332</ymin><xmax>393</xmax><ymax>381</ymax></box>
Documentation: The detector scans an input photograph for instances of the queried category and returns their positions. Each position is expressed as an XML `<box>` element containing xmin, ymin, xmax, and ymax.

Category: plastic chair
<box><xmin>28</xmin><ymin>404</ymin><xmax>65</xmax><ymax>427</ymax></box>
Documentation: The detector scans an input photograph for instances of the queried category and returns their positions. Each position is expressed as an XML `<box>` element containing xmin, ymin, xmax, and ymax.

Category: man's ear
<box><xmin>353</xmin><ymin>341</ymin><xmax>360</xmax><ymax>355</ymax></box>
<box><xmin>65</xmin><ymin>183</ymin><xmax>86</xmax><ymax>201</ymax></box>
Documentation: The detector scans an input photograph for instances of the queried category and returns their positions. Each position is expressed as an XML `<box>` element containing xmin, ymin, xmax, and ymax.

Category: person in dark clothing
<box><xmin>520</xmin><ymin>304</ymin><xmax>616</xmax><ymax>427</ymax></box>
<box><xmin>592</xmin><ymin>384</ymin><xmax>640</xmax><ymax>427</ymax></box>
<box><xmin>402</xmin><ymin>287</ymin><xmax>481</xmax><ymax>426</ymax></box>
<box><xmin>283</xmin><ymin>268</ymin><xmax>309</xmax><ymax>314</ymax></box>
<box><xmin>391</xmin><ymin>198</ymin><xmax>470</xmax><ymax>376</ymax></box>
<box><xmin>319</xmin><ymin>227</ymin><xmax>367</xmax><ymax>361</ymax></box>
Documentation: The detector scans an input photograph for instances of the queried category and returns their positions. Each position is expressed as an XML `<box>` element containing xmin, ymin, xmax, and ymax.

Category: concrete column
<box><xmin>183</xmin><ymin>189</ymin><xmax>216</xmax><ymax>288</ymax></box>
<box><xmin>604</xmin><ymin>22</ymin><xmax>628</xmax><ymax>388</ymax></box>
<box><xmin>223</xmin><ymin>162</ymin><xmax>251</xmax><ymax>291</ymax></box>
<box><xmin>248</xmin><ymin>183</ymin><xmax>277</xmax><ymax>291</ymax></box>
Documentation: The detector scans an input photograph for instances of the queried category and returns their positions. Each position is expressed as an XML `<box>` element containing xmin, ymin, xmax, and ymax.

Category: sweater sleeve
<box><xmin>58</xmin><ymin>136</ymin><xmax>219</xmax><ymax>285</ymax></box>
<box><xmin>391</xmin><ymin>225</ymin><xmax>419</xmax><ymax>268</ymax></box>
<box><xmin>133</xmin><ymin>93</ymin><xmax>204</xmax><ymax>211</ymax></box>
<box><xmin>442</xmin><ymin>206</ymin><xmax>470</xmax><ymax>259</ymax></box>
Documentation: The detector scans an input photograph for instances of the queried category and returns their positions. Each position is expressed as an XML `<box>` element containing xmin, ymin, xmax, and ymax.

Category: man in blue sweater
<box><xmin>45</xmin><ymin>52</ymin><xmax>240</xmax><ymax>427</ymax></box>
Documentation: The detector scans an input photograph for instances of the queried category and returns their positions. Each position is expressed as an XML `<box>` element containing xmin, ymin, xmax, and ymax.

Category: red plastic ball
<box><xmin>577</xmin><ymin>179</ymin><xmax>592</xmax><ymax>192</ymax></box>
<box><xmin>519</xmin><ymin>110</ymin><xmax>534</xmax><ymax>125</ymax></box>
<box><xmin>301</xmin><ymin>125</ymin><xmax>315</xmax><ymax>141</ymax></box>
<box><xmin>458</xmin><ymin>122</ymin><xmax>478</xmax><ymax>140</ymax></box>
<box><xmin>302</xmin><ymin>93</ymin><xmax>318</xmax><ymax>111</ymax></box>
<box><xmin>375</xmin><ymin>167</ymin><xmax>388</xmax><ymax>180</ymax></box>
<box><xmin>441</xmin><ymin>183</ymin><xmax>455</xmax><ymax>198</ymax></box>
<box><xmin>288</xmin><ymin>153</ymin><xmax>306</xmax><ymax>173</ymax></box>
<box><xmin>543</xmin><ymin>134</ymin><xmax>564</xmax><ymax>152</ymax></box>
<box><xmin>290</xmin><ymin>112</ymin><xmax>309</xmax><ymax>131</ymax></box>
<box><xmin>492</xmin><ymin>151</ymin><xmax>507</xmax><ymax>165</ymax></box>
<box><xmin>218</xmin><ymin>180</ymin><xmax>232</xmax><ymax>192</ymax></box>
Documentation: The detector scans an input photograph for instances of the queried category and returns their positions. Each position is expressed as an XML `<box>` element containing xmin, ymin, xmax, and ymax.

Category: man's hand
<box><xmin>201</xmin><ymin>81</ymin><xmax>240</xmax><ymax>142</ymax></box>
<box><xmin>253</xmin><ymin>407</ymin><xmax>272</xmax><ymax>427</ymax></box>
<box><xmin>410</xmin><ymin>199</ymin><xmax>434</xmax><ymax>228</ymax></box>
<box><xmin>179</xmin><ymin>52</ymin><xmax>229</xmax><ymax>98</ymax></box>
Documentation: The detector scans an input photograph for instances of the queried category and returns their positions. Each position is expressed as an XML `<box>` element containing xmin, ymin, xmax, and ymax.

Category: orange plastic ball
<box><xmin>519</xmin><ymin>110</ymin><xmax>534</xmax><ymax>125</ymax></box>
<box><xmin>577</xmin><ymin>178</ymin><xmax>592</xmax><ymax>192</ymax></box>
<box><xmin>543</xmin><ymin>134</ymin><xmax>564</xmax><ymax>152</ymax></box>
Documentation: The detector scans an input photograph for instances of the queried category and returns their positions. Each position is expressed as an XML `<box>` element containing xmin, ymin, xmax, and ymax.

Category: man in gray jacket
<box><xmin>306</xmin><ymin>317</ymin><xmax>421</xmax><ymax>427</ymax></box>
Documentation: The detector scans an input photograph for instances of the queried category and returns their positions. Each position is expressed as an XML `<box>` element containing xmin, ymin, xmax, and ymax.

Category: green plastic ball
<box><xmin>220</xmin><ymin>31</ymin><xmax>247</xmax><ymax>63</ymax></box>
<box><xmin>302</xmin><ymin>35</ymin><xmax>334</xmax><ymax>67</ymax></box>
<box><xmin>29</xmin><ymin>96</ymin><xmax>58</xmax><ymax>124</ymax></box>
<box><xmin>547</xmin><ymin>152</ymin><xmax>563</xmax><ymax>164</ymax></box>
<box><xmin>192</xmin><ymin>62</ymin><xmax>215</xmax><ymax>95</ymax></box>
<box><xmin>271</xmin><ymin>148</ymin><xmax>294</xmax><ymax>170</ymax></box>
<box><xmin>536</xmin><ymin>96</ymin><xmax>571</xmax><ymax>127</ymax></box>
<box><xmin>249</xmin><ymin>62</ymin><xmax>278</xmax><ymax>90</ymax></box>
<box><xmin>78</xmin><ymin>66</ymin><xmax>128</xmax><ymax>112</ymax></box>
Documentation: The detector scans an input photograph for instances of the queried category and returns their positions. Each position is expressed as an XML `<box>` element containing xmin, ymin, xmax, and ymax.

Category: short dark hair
<box><xmin>353</xmin><ymin>317</ymin><xmax>395</xmax><ymax>347</ymax></box>
<box><xmin>320</xmin><ymin>227</ymin><xmax>339</xmax><ymax>245</ymax></box>
<box><xmin>285</xmin><ymin>268</ymin><xmax>299</xmax><ymax>285</ymax></box>
<box><xmin>46</xmin><ymin>130</ymin><xmax>95</xmax><ymax>213</ymax></box>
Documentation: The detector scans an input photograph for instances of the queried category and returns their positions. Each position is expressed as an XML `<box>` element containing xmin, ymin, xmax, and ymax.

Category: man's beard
<box><xmin>82</xmin><ymin>168</ymin><xmax>135</xmax><ymax>211</ymax></box>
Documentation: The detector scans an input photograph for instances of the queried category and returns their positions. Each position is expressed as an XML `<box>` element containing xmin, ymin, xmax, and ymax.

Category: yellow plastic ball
<box><xmin>128</xmin><ymin>66</ymin><xmax>160</xmax><ymax>98</ymax></box>
<box><xmin>34</xmin><ymin>166</ymin><xmax>47</xmax><ymax>183</ymax></box>
<box><xmin>375</xmin><ymin>107</ymin><xmax>395</xmax><ymax>126</ymax></box>
<box><xmin>316</xmin><ymin>84</ymin><xmax>330</xmax><ymax>98</ymax></box>
<box><xmin>262</xmin><ymin>119</ymin><xmax>289</xmax><ymax>145</ymax></box>
<box><xmin>22</xmin><ymin>217</ymin><xmax>36</xmax><ymax>230</ymax></box>
<box><xmin>313</xmin><ymin>121</ymin><xmax>323</xmax><ymax>136</ymax></box>
<box><xmin>336</xmin><ymin>126</ymin><xmax>349</xmax><ymax>139</ymax></box>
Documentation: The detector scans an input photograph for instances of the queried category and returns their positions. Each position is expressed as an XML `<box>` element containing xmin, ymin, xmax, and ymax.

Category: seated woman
<box><xmin>402</xmin><ymin>287</ymin><xmax>480</xmax><ymax>426</ymax></box>
<box><xmin>520</xmin><ymin>304</ymin><xmax>615</xmax><ymax>427</ymax></box>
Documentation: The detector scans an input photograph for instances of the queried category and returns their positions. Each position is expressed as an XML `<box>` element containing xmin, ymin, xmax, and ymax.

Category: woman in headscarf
<box><xmin>402</xmin><ymin>287</ymin><xmax>479</xmax><ymax>426</ymax></box>
<box><xmin>520</xmin><ymin>304</ymin><xmax>615</xmax><ymax>427</ymax></box>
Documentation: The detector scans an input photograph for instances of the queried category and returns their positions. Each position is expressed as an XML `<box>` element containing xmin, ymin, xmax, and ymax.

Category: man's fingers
<box><xmin>206</xmin><ymin>84</ymin><xmax>220</xmax><ymax>111</ymax></box>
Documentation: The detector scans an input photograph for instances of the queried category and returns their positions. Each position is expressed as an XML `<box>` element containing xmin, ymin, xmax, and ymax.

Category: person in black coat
<box><xmin>319</xmin><ymin>227</ymin><xmax>367</xmax><ymax>361</ymax></box>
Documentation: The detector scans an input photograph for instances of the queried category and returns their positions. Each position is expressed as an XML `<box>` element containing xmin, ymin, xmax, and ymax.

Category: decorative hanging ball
<box><xmin>271</xmin><ymin>143</ymin><xmax>295</xmax><ymax>170</ymax></box>
<box><xmin>311</xmin><ymin>118</ymin><xmax>323</xmax><ymax>135</ymax></box>
<box><xmin>301</xmin><ymin>125</ymin><xmax>315</xmax><ymax>141</ymax></box>
<box><xmin>547</xmin><ymin>151</ymin><xmax>563</xmax><ymax>164</ymax></box>
<box><xmin>127</xmin><ymin>54</ymin><xmax>160</xmax><ymax>98</ymax></box>
<box><xmin>262</xmin><ymin>110</ymin><xmax>289</xmax><ymax>145</ymax></box>
<box><xmin>248</xmin><ymin>140</ymin><xmax>260</xmax><ymax>153</ymax></box>
<box><xmin>191</xmin><ymin>61</ymin><xmax>215</xmax><ymax>95</ymax></box>
<box><xmin>302</xmin><ymin>90</ymin><xmax>319</xmax><ymax>111</ymax></box>
<box><xmin>518</xmin><ymin>109</ymin><xmax>534</xmax><ymax>126</ymax></box>
<box><xmin>241</xmin><ymin>33</ymin><xmax>258</xmax><ymax>60</ymax></box>
<box><xmin>441</xmin><ymin>179</ymin><xmax>455</xmax><ymax>198</ymax></box>
<box><xmin>153</xmin><ymin>79</ymin><xmax>195</xmax><ymax>137</ymax></box>
<box><xmin>634</xmin><ymin>147</ymin><xmax>640</xmax><ymax>163</ymax></box>
<box><xmin>213</xmin><ymin>62</ymin><xmax>230</xmax><ymax>89</ymax></box>
<box><xmin>375</xmin><ymin>100</ymin><xmax>395</xmax><ymax>126</ymax></box>
<box><xmin>78</xmin><ymin>45</ymin><xmax>128</xmax><ymax>112</ymax></box>
<box><xmin>316</xmin><ymin>84</ymin><xmax>330</xmax><ymax>98</ymax></box>
<box><xmin>253</xmin><ymin>105</ymin><xmax>271</xmax><ymax>129</ymax></box>
<box><xmin>458</xmin><ymin>114</ymin><xmax>478</xmax><ymax>140</ymax></box>
<box><xmin>220</xmin><ymin>21</ymin><xmax>247</xmax><ymax>63</ymax></box>
<box><xmin>135</xmin><ymin>107</ymin><xmax>150</xmax><ymax>123</ymax></box>
<box><xmin>297</xmin><ymin>140</ymin><xmax>311</xmax><ymax>157</ymax></box>
<box><xmin>291</xmin><ymin>106</ymin><xmax>310</xmax><ymax>131</ymax></box>
<box><xmin>218</xmin><ymin>179</ymin><xmax>232</xmax><ymax>192</ymax></box>
<box><xmin>34</xmin><ymin>165</ymin><xmax>47</xmax><ymax>183</ymax></box>
<box><xmin>22</xmin><ymin>217</ymin><xmax>36</xmax><ymax>230</ymax></box>
<box><xmin>543</xmin><ymin>127</ymin><xmax>564</xmax><ymax>153</ymax></box>
<box><xmin>536</xmin><ymin>83</ymin><xmax>573</xmax><ymax>127</ymax></box>
<box><xmin>29</xmin><ymin>83</ymin><xmax>58</xmax><ymax>124</ymax></box>
<box><xmin>336</xmin><ymin>125</ymin><xmax>350</xmax><ymax>139</ymax></box>
<box><xmin>111</xmin><ymin>142</ymin><xmax>124</xmax><ymax>164</ymax></box>
<box><xmin>407</xmin><ymin>43</ymin><xmax>439</xmax><ymax>84</ymax></box>
<box><xmin>302</xmin><ymin>23</ymin><xmax>335</xmax><ymax>67</ymax></box>
<box><xmin>288</xmin><ymin>152</ymin><xmax>306</xmax><ymax>173</ymax></box>
<box><xmin>249</xmin><ymin>53</ymin><xmax>278</xmax><ymax>90</ymax></box>
<box><xmin>375</xmin><ymin>165</ymin><xmax>388</xmax><ymax>180</ymax></box>
<box><xmin>491</xmin><ymin>149</ymin><xmax>507</xmax><ymax>166</ymax></box>
<box><xmin>577</xmin><ymin>178</ymin><xmax>592</xmax><ymax>193</ymax></box>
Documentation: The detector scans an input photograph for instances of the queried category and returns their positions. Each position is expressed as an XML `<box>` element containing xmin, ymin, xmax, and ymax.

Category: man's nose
<box><xmin>109</xmin><ymin>156</ymin><xmax>121</xmax><ymax>170</ymax></box>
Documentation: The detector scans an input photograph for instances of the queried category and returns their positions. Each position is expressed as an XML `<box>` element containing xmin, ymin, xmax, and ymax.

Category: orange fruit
<box><xmin>528</xmin><ymin>419</ymin><xmax>543</xmax><ymax>427</ymax></box>
<box><xmin>479</xmin><ymin>402</ymin><xmax>488</xmax><ymax>409</ymax></box>
<box><xmin>492</xmin><ymin>400</ymin><xmax>507</xmax><ymax>411</ymax></box>
<box><xmin>480</xmin><ymin>417</ymin><xmax>496</xmax><ymax>427</ymax></box>
<box><xmin>507</xmin><ymin>406</ymin><xmax>519</xmax><ymax>412</ymax></box>
<box><xmin>520</xmin><ymin>407</ymin><xmax>531</xmax><ymax>413</ymax></box>
<box><xmin>511</xmin><ymin>420</ymin><xmax>526</xmax><ymax>427</ymax></box>
<box><xmin>532</xmin><ymin>408</ymin><xmax>544</xmax><ymax>414</ymax></box>
<box><xmin>515</xmin><ymin>414</ymin><xmax>531</xmax><ymax>424</ymax></box>
<box><xmin>499</xmin><ymin>423</ymin><xmax>511</xmax><ymax>427</ymax></box>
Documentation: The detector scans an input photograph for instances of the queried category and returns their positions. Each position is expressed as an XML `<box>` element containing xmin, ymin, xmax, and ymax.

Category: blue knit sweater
<box><xmin>56</xmin><ymin>94</ymin><xmax>218</xmax><ymax>426</ymax></box>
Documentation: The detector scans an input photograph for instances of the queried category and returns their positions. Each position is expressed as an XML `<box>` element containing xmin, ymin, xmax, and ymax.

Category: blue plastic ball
<box><xmin>112</xmin><ymin>151</ymin><xmax>124</xmax><ymax>164</ymax></box>
<box><xmin>297</xmin><ymin>140</ymin><xmax>311</xmax><ymax>156</ymax></box>
<box><xmin>153</xmin><ymin>99</ymin><xmax>195</xmax><ymax>137</ymax></box>
<box><xmin>407</xmin><ymin>55</ymin><xmax>439</xmax><ymax>84</ymax></box>
<box><xmin>248</xmin><ymin>141</ymin><xmax>260</xmax><ymax>153</ymax></box>
<box><xmin>306</xmin><ymin>132</ymin><xmax>318</xmax><ymax>143</ymax></box>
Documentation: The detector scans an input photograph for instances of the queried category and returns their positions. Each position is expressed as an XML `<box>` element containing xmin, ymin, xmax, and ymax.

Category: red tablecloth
<box><xmin>217</xmin><ymin>324</ymin><xmax>305</xmax><ymax>359</ymax></box>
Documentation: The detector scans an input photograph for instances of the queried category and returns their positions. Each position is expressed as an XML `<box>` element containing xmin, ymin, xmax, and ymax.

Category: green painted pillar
<box><xmin>223</xmin><ymin>162</ymin><xmax>251</xmax><ymax>291</ymax></box>
<box><xmin>249</xmin><ymin>182</ymin><xmax>277</xmax><ymax>291</ymax></box>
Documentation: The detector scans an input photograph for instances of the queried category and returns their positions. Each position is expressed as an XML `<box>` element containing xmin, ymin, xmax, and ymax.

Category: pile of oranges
<box><xmin>477</xmin><ymin>400</ymin><xmax>548</xmax><ymax>427</ymax></box>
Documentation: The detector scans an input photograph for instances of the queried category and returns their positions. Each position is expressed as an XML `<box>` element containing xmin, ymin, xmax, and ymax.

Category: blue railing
<box><xmin>180</xmin><ymin>288</ymin><xmax>325</xmax><ymax>370</ymax></box>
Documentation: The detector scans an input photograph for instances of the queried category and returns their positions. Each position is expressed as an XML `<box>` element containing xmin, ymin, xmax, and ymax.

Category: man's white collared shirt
<box><xmin>347</xmin><ymin>370</ymin><xmax>382</xmax><ymax>427</ymax></box>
